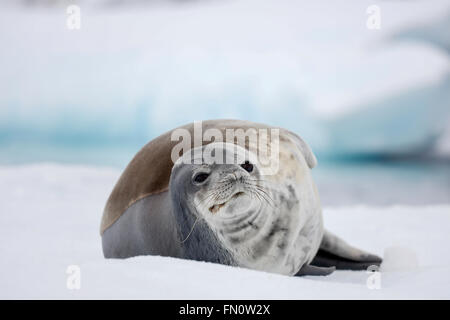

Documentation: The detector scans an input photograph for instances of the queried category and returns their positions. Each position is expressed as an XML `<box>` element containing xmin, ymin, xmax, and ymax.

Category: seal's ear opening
<box><xmin>286</xmin><ymin>132</ymin><xmax>317</xmax><ymax>169</ymax></box>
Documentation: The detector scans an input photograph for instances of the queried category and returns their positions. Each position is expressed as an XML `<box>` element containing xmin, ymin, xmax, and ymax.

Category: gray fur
<box><xmin>102</xmin><ymin>192</ymin><xmax>181</xmax><ymax>259</ymax></box>
<box><xmin>102</xmin><ymin>170</ymin><xmax>235</xmax><ymax>265</ymax></box>
<box><xmin>169</xmin><ymin>162</ymin><xmax>236</xmax><ymax>265</ymax></box>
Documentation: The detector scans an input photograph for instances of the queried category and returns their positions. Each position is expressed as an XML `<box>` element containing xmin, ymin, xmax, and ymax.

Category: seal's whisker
<box><xmin>216</xmin><ymin>177</ymin><xmax>236</xmax><ymax>186</ymax></box>
<box><xmin>198</xmin><ymin>183</ymin><xmax>229</xmax><ymax>205</ymax></box>
<box><xmin>200</xmin><ymin>190</ymin><xmax>223</xmax><ymax>209</ymax></box>
<box><xmin>245</xmin><ymin>177</ymin><xmax>271</xmax><ymax>182</ymax></box>
<box><xmin>253</xmin><ymin>190</ymin><xmax>273</xmax><ymax>208</ymax></box>
<box><xmin>242</xmin><ymin>180</ymin><xmax>275</xmax><ymax>203</ymax></box>
<box><xmin>242</xmin><ymin>179</ymin><xmax>276</xmax><ymax>192</ymax></box>
<box><xmin>244</xmin><ymin>181</ymin><xmax>274</xmax><ymax>203</ymax></box>
<box><xmin>247</xmin><ymin>188</ymin><xmax>261</xmax><ymax>203</ymax></box>
<box><xmin>253</xmin><ymin>185</ymin><xmax>274</xmax><ymax>202</ymax></box>
<box><xmin>197</xmin><ymin>190</ymin><xmax>219</xmax><ymax>206</ymax></box>
<box><xmin>245</xmin><ymin>178</ymin><xmax>277</xmax><ymax>186</ymax></box>
<box><xmin>257</xmin><ymin>191</ymin><xmax>274</xmax><ymax>208</ymax></box>
<box><xmin>180</xmin><ymin>216</ymin><xmax>202</xmax><ymax>243</ymax></box>
<box><xmin>247</xmin><ymin>186</ymin><xmax>274</xmax><ymax>208</ymax></box>
<box><xmin>252</xmin><ymin>185</ymin><xmax>275</xmax><ymax>207</ymax></box>
<box><xmin>198</xmin><ymin>175</ymin><xmax>278</xmax><ymax>213</ymax></box>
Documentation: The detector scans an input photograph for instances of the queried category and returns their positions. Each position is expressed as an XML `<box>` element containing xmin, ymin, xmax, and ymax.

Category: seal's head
<box><xmin>169</xmin><ymin>141</ymin><xmax>320</xmax><ymax>275</ymax></box>
<box><xmin>169</xmin><ymin>142</ymin><xmax>276</xmax><ymax>266</ymax></box>
<box><xmin>170</xmin><ymin>143</ymin><xmax>270</xmax><ymax>224</ymax></box>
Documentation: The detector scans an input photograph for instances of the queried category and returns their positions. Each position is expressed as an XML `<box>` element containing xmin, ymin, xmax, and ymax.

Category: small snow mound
<box><xmin>381</xmin><ymin>246</ymin><xmax>420</xmax><ymax>272</ymax></box>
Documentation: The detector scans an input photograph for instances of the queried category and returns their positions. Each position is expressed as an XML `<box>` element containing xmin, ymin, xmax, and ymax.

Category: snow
<box><xmin>0</xmin><ymin>164</ymin><xmax>449</xmax><ymax>299</ymax></box>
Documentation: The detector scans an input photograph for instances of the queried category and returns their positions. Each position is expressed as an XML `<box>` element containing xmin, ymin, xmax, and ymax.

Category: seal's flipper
<box><xmin>296</xmin><ymin>264</ymin><xmax>335</xmax><ymax>276</ymax></box>
<box><xmin>311</xmin><ymin>230</ymin><xmax>382</xmax><ymax>270</ymax></box>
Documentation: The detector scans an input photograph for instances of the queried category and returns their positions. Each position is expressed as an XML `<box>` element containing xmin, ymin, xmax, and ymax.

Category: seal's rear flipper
<box><xmin>296</xmin><ymin>264</ymin><xmax>336</xmax><ymax>276</ymax></box>
<box><xmin>311</xmin><ymin>230</ymin><xmax>382</xmax><ymax>270</ymax></box>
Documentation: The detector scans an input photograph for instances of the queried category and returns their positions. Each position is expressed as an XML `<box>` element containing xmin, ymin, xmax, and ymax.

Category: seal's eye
<box><xmin>193</xmin><ymin>172</ymin><xmax>209</xmax><ymax>184</ymax></box>
<box><xmin>241</xmin><ymin>161</ymin><xmax>253</xmax><ymax>173</ymax></box>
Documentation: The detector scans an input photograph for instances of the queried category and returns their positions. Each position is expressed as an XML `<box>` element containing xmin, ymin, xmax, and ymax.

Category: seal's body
<box><xmin>101</xmin><ymin>120</ymin><xmax>381</xmax><ymax>276</ymax></box>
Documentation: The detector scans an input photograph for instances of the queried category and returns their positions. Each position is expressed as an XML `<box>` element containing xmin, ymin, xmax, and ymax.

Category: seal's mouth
<box><xmin>209</xmin><ymin>192</ymin><xmax>244</xmax><ymax>214</ymax></box>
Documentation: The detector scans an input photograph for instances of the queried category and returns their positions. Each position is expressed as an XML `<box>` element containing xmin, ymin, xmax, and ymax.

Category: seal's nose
<box><xmin>233</xmin><ymin>171</ymin><xmax>247</xmax><ymax>184</ymax></box>
<box><xmin>226</xmin><ymin>171</ymin><xmax>243</xmax><ymax>182</ymax></box>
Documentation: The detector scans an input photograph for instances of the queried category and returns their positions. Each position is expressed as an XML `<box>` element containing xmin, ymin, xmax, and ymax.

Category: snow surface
<box><xmin>0</xmin><ymin>164</ymin><xmax>449</xmax><ymax>299</ymax></box>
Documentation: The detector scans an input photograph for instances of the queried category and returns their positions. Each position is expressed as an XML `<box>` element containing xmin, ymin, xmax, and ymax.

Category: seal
<box><xmin>101</xmin><ymin>119</ymin><xmax>381</xmax><ymax>276</ymax></box>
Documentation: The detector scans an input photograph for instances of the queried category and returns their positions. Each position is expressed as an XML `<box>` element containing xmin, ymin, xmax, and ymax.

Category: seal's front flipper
<box><xmin>296</xmin><ymin>264</ymin><xmax>336</xmax><ymax>276</ymax></box>
<box><xmin>311</xmin><ymin>230</ymin><xmax>382</xmax><ymax>270</ymax></box>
